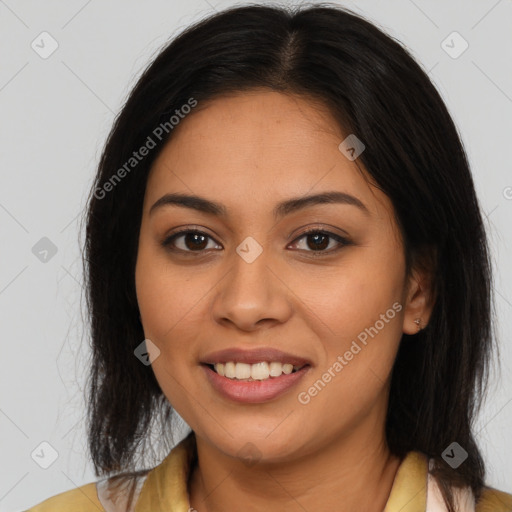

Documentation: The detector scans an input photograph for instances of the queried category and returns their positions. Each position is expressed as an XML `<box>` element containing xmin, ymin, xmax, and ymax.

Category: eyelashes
<box><xmin>161</xmin><ymin>227</ymin><xmax>352</xmax><ymax>257</ymax></box>
<box><xmin>162</xmin><ymin>229</ymin><xmax>219</xmax><ymax>253</ymax></box>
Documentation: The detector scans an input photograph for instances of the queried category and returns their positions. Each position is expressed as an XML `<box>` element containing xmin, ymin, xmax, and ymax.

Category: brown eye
<box><xmin>305</xmin><ymin>232</ymin><xmax>330</xmax><ymax>251</ymax></box>
<box><xmin>161</xmin><ymin>228</ymin><xmax>351</xmax><ymax>256</ymax></box>
<box><xmin>290</xmin><ymin>229</ymin><xmax>350</xmax><ymax>254</ymax></box>
<box><xmin>162</xmin><ymin>229</ymin><xmax>221</xmax><ymax>253</ymax></box>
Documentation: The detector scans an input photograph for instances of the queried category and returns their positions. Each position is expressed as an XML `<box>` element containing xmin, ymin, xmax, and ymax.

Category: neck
<box><xmin>188</xmin><ymin>418</ymin><xmax>402</xmax><ymax>512</ymax></box>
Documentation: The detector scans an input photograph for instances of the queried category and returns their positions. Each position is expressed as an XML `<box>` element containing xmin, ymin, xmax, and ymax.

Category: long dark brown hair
<box><xmin>81</xmin><ymin>4</ymin><xmax>496</xmax><ymax>511</ymax></box>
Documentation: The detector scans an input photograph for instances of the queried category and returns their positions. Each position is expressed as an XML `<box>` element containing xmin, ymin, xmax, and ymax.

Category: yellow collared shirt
<box><xmin>25</xmin><ymin>432</ymin><xmax>512</xmax><ymax>512</ymax></box>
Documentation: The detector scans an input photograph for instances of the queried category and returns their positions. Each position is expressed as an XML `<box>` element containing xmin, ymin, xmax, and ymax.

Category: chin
<box><xmin>197</xmin><ymin>423</ymin><xmax>311</xmax><ymax>465</ymax></box>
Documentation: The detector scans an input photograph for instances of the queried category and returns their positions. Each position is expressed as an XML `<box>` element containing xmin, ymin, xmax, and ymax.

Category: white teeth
<box><xmin>282</xmin><ymin>363</ymin><xmax>293</xmax><ymax>375</ymax></box>
<box><xmin>269</xmin><ymin>361</ymin><xmax>283</xmax><ymax>377</ymax></box>
<box><xmin>212</xmin><ymin>361</ymin><xmax>303</xmax><ymax>380</ymax></box>
<box><xmin>224</xmin><ymin>361</ymin><xmax>236</xmax><ymax>378</ymax></box>
<box><xmin>215</xmin><ymin>363</ymin><xmax>225</xmax><ymax>377</ymax></box>
<box><xmin>235</xmin><ymin>362</ymin><xmax>251</xmax><ymax>379</ymax></box>
<box><xmin>251</xmin><ymin>362</ymin><xmax>269</xmax><ymax>380</ymax></box>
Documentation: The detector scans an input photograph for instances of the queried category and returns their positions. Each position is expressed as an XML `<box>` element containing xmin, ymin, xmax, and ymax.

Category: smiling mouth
<box><xmin>204</xmin><ymin>361</ymin><xmax>307</xmax><ymax>381</ymax></box>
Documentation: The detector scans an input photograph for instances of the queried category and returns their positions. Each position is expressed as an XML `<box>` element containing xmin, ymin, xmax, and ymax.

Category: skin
<box><xmin>135</xmin><ymin>89</ymin><xmax>434</xmax><ymax>512</ymax></box>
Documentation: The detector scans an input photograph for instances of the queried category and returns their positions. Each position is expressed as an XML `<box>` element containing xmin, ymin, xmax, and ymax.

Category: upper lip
<box><xmin>201</xmin><ymin>347</ymin><xmax>312</xmax><ymax>367</ymax></box>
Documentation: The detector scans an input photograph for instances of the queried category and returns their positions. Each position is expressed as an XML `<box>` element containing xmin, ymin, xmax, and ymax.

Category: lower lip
<box><xmin>202</xmin><ymin>364</ymin><xmax>310</xmax><ymax>403</ymax></box>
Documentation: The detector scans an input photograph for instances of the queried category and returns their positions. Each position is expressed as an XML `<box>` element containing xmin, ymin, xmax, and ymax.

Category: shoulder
<box><xmin>425</xmin><ymin>457</ymin><xmax>511</xmax><ymax>512</ymax></box>
<box><xmin>24</xmin><ymin>482</ymin><xmax>104</xmax><ymax>511</ymax></box>
<box><xmin>23</xmin><ymin>434</ymin><xmax>195</xmax><ymax>512</ymax></box>
<box><xmin>475</xmin><ymin>486</ymin><xmax>512</xmax><ymax>512</ymax></box>
<box><xmin>24</xmin><ymin>470</ymin><xmax>150</xmax><ymax>512</ymax></box>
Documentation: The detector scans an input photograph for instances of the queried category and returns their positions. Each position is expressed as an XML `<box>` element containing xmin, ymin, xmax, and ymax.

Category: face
<box><xmin>135</xmin><ymin>89</ymin><xmax>428</xmax><ymax>463</ymax></box>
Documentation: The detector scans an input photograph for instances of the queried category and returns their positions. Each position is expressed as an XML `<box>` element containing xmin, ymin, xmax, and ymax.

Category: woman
<box><xmin>26</xmin><ymin>3</ymin><xmax>512</xmax><ymax>512</ymax></box>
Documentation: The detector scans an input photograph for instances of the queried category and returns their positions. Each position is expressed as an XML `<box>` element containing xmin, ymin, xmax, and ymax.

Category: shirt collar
<box><xmin>136</xmin><ymin>432</ymin><xmax>429</xmax><ymax>512</ymax></box>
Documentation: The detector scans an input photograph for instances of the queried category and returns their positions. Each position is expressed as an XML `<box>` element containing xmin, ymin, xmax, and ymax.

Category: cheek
<box><xmin>135</xmin><ymin>244</ymin><xmax>207</xmax><ymax>345</ymax></box>
<box><xmin>292</xmin><ymin>244</ymin><xmax>405</xmax><ymax>341</ymax></box>
<box><xmin>296</xmin><ymin>296</ymin><xmax>404</xmax><ymax>430</ymax></box>
<box><xmin>292</xmin><ymin>242</ymin><xmax>405</xmax><ymax>409</ymax></box>
<box><xmin>135</xmin><ymin>246</ymin><xmax>207</xmax><ymax>420</ymax></box>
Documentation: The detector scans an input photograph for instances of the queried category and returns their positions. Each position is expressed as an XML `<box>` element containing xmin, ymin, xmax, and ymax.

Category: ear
<box><xmin>402</xmin><ymin>255</ymin><xmax>436</xmax><ymax>335</ymax></box>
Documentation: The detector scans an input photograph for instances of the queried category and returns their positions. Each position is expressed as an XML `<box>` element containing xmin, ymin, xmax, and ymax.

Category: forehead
<box><xmin>145</xmin><ymin>90</ymin><xmax>392</xmax><ymax>223</ymax></box>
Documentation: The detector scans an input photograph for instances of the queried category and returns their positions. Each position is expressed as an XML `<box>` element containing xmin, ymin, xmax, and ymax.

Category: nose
<box><xmin>211</xmin><ymin>246</ymin><xmax>292</xmax><ymax>332</ymax></box>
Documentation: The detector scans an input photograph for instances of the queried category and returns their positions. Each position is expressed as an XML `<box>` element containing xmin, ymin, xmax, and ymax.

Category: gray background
<box><xmin>0</xmin><ymin>0</ymin><xmax>511</xmax><ymax>510</ymax></box>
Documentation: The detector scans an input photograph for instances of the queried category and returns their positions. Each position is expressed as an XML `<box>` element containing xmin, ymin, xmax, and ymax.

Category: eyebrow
<box><xmin>149</xmin><ymin>191</ymin><xmax>370</xmax><ymax>219</ymax></box>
